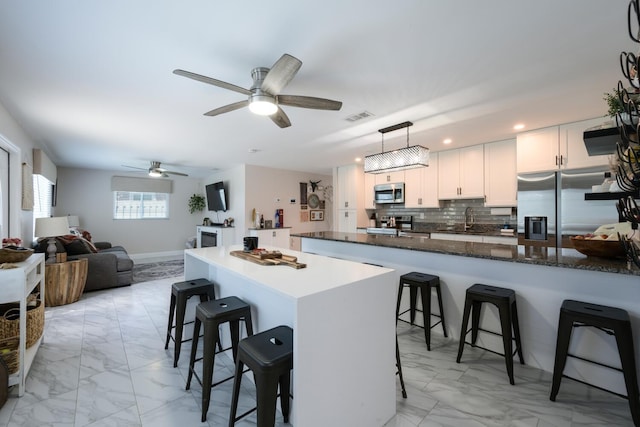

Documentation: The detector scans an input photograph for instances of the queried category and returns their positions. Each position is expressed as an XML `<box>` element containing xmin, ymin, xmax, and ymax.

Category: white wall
<box><xmin>56</xmin><ymin>167</ymin><xmax>203</xmax><ymax>257</ymax></box>
<box><xmin>202</xmin><ymin>165</ymin><xmax>332</xmax><ymax>241</ymax></box>
<box><xmin>0</xmin><ymin>102</ymin><xmax>38</xmax><ymax>242</ymax></box>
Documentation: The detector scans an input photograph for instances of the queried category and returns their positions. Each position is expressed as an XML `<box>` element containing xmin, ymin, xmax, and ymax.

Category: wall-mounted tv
<box><xmin>205</xmin><ymin>181</ymin><xmax>228</xmax><ymax>212</ymax></box>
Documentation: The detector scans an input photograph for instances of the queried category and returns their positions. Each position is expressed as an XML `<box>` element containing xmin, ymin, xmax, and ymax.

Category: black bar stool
<box><xmin>164</xmin><ymin>278</ymin><xmax>216</xmax><ymax>367</ymax></box>
<box><xmin>456</xmin><ymin>283</ymin><xmax>524</xmax><ymax>385</ymax></box>
<box><xmin>229</xmin><ymin>325</ymin><xmax>293</xmax><ymax>427</ymax></box>
<box><xmin>396</xmin><ymin>272</ymin><xmax>447</xmax><ymax>350</ymax></box>
<box><xmin>186</xmin><ymin>296</ymin><xmax>254</xmax><ymax>422</ymax></box>
<box><xmin>550</xmin><ymin>300</ymin><xmax>640</xmax><ymax>426</ymax></box>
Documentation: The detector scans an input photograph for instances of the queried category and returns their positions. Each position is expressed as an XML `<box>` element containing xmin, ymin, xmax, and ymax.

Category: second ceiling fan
<box><xmin>173</xmin><ymin>53</ymin><xmax>342</xmax><ymax>128</ymax></box>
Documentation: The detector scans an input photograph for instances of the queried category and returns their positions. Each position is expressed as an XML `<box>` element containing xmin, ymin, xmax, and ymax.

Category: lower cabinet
<box><xmin>249</xmin><ymin>228</ymin><xmax>291</xmax><ymax>249</ymax></box>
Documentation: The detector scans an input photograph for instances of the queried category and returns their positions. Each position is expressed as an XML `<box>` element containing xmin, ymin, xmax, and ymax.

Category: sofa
<box><xmin>34</xmin><ymin>237</ymin><xmax>134</xmax><ymax>292</ymax></box>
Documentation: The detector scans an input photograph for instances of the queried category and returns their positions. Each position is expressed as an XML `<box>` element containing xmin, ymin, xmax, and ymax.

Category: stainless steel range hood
<box><xmin>583</xmin><ymin>123</ymin><xmax>620</xmax><ymax>156</ymax></box>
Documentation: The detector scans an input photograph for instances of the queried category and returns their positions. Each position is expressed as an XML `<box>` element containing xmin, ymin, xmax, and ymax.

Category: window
<box><xmin>114</xmin><ymin>191</ymin><xmax>169</xmax><ymax>219</ymax></box>
<box><xmin>32</xmin><ymin>174</ymin><xmax>53</xmax><ymax>221</ymax></box>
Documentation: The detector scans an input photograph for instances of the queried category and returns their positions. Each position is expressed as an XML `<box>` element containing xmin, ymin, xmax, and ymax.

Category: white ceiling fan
<box><xmin>173</xmin><ymin>53</ymin><xmax>342</xmax><ymax>128</ymax></box>
<box><xmin>123</xmin><ymin>161</ymin><xmax>188</xmax><ymax>177</ymax></box>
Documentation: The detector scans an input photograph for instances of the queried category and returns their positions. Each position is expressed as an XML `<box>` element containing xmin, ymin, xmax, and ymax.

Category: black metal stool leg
<box><xmin>279</xmin><ymin>371</ymin><xmax>291</xmax><ymax>423</ymax></box>
<box><xmin>471</xmin><ymin>300</ymin><xmax>482</xmax><ymax>346</ymax></box>
<box><xmin>499</xmin><ymin>303</ymin><xmax>515</xmax><ymax>385</ymax></box>
<box><xmin>409</xmin><ymin>285</ymin><xmax>418</xmax><ymax>325</ymax></box>
<box><xmin>254</xmin><ymin>371</ymin><xmax>279</xmax><ymax>427</ymax></box>
<box><xmin>511</xmin><ymin>300</ymin><xmax>525</xmax><ymax>364</ymax></box>
<box><xmin>436</xmin><ymin>284</ymin><xmax>448</xmax><ymax>337</ymax></box>
<box><xmin>456</xmin><ymin>297</ymin><xmax>473</xmax><ymax>363</ymax></box>
<box><xmin>395</xmin><ymin>282</ymin><xmax>404</xmax><ymax>325</ymax></box>
<box><xmin>200</xmin><ymin>318</ymin><xmax>219</xmax><ymax>422</ymax></box>
<box><xmin>186</xmin><ymin>317</ymin><xmax>201</xmax><ymax>390</ymax></box>
<box><xmin>396</xmin><ymin>336</ymin><xmax>407</xmax><ymax>398</ymax></box>
<box><xmin>421</xmin><ymin>284</ymin><xmax>432</xmax><ymax>351</ymax></box>
<box><xmin>550</xmin><ymin>313</ymin><xmax>572</xmax><ymax>401</ymax></box>
<box><xmin>165</xmin><ymin>294</ymin><xmax>176</xmax><ymax>349</ymax></box>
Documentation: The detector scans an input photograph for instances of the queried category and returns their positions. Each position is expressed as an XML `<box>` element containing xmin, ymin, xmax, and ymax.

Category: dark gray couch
<box><xmin>34</xmin><ymin>239</ymin><xmax>134</xmax><ymax>292</ymax></box>
<box><xmin>67</xmin><ymin>242</ymin><xmax>134</xmax><ymax>292</ymax></box>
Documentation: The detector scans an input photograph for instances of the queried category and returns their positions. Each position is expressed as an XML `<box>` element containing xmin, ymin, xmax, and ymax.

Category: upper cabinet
<box><xmin>438</xmin><ymin>145</ymin><xmax>484</xmax><ymax>199</ymax></box>
<box><xmin>364</xmin><ymin>173</ymin><xmax>376</xmax><ymax>209</ymax></box>
<box><xmin>405</xmin><ymin>153</ymin><xmax>439</xmax><ymax>208</ymax></box>
<box><xmin>517</xmin><ymin>118</ymin><xmax>610</xmax><ymax>173</ymax></box>
<box><xmin>336</xmin><ymin>164</ymin><xmax>365</xmax><ymax>209</ymax></box>
<box><xmin>484</xmin><ymin>139</ymin><xmax>517</xmax><ymax>207</ymax></box>
<box><xmin>335</xmin><ymin>164</ymin><xmax>368</xmax><ymax>232</ymax></box>
<box><xmin>375</xmin><ymin>170</ymin><xmax>405</xmax><ymax>185</ymax></box>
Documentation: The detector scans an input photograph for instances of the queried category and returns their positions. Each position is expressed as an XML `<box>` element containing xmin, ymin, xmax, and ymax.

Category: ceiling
<box><xmin>0</xmin><ymin>1</ymin><xmax>632</xmax><ymax>177</ymax></box>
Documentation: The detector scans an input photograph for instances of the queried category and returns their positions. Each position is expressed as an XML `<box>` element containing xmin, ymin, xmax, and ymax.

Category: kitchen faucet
<box><xmin>464</xmin><ymin>207</ymin><xmax>475</xmax><ymax>231</ymax></box>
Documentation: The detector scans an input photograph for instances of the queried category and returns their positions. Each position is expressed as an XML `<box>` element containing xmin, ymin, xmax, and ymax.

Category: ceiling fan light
<box><xmin>148</xmin><ymin>170</ymin><xmax>163</xmax><ymax>177</ymax></box>
<box><xmin>249</xmin><ymin>95</ymin><xmax>278</xmax><ymax>116</ymax></box>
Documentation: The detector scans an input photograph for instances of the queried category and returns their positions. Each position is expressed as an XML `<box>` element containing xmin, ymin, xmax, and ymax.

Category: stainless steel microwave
<box><xmin>374</xmin><ymin>183</ymin><xmax>405</xmax><ymax>204</ymax></box>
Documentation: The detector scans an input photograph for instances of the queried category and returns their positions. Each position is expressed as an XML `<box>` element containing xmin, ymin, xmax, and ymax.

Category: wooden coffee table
<box><xmin>44</xmin><ymin>258</ymin><xmax>88</xmax><ymax>306</ymax></box>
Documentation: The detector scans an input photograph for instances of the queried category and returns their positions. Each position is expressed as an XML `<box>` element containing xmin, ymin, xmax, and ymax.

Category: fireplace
<box><xmin>200</xmin><ymin>231</ymin><xmax>217</xmax><ymax>248</ymax></box>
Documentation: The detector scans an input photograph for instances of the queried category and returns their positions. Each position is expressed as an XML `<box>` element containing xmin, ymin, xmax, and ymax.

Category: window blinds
<box><xmin>111</xmin><ymin>176</ymin><xmax>173</xmax><ymax>193</ymax></box>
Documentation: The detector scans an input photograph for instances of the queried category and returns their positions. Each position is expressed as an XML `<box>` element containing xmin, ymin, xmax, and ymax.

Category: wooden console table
<box><xmin>44</xmin><ymin>259</ymin><xmax>88</xmax><ymax>307</ymax></box>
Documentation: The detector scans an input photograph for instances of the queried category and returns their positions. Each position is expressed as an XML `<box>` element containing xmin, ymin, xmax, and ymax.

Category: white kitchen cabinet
<box><xmin>364</xmin><ymin>172</ymin><xmax>376</xmax><ymax>209</ymax></box>
<box><xmin>337</xmin><ymin>210</ymin><xmax>359</xmax><ymax>233</ymax></box>
<box><xmin>559</xmin><ymin>118</ymin><xmax>611</xmax><ymax>169</ymax></box>
<box><xmin>336</xmin><ymin>164</ymin><xmax>364</xmax><ymax>209</ymax></box>
<box><xmin>404</xmin><ymin>153</ymin><xmax>439</xmax><ymax>208</ymax></box>
<box><xmin>0</xmin><ymin>254</ymin><xmax>45</xmax><ymax>396</ymax></box>
<box><xmin>375</xmin><ymin>170</ymin><xmax>405</xmax><ymax>185</ymax></box>
<box><xmin>438</xmin><ymin>145</ymin><xmax>484</xmax><ymax>199</ymax></box>
<box><xmin>484</xmin><ymin>139</ymin><xmax>517</xmax><ymax>207</ymax></box>
<box><xmin>335</xmin><ymin>164</ymin><xmax>367</xmax><ymax>231</ymax></box>
<box><xmin>517</xmin><ymin>118</ymin><xmax>609</xmax><ymax>173</ymax></box>
<box><xmin>482</xmin><ymin>235</ymin><xmax>517</xmax><ymax>245</ymax></box>
<box><xmin>249</xmin><ymin>228</ymin><xmax>291</xmax><ymax>249</ymax></box>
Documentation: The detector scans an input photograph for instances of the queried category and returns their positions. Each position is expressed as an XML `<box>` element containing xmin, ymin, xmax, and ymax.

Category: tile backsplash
<box><xmin>371</xmin><ymin>198</ymin><xmax>516</xmax><ymax>231</ymax></box>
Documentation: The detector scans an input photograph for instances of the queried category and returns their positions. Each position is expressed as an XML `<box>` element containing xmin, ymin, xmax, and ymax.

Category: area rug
<box><xmin>132</xmin><ymin>259</ymin><xmax>184</xmax><ymax>283</ymax></box>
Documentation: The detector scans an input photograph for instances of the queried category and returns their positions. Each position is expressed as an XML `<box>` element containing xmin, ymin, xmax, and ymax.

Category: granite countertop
<box><xmin>293</xmin><ymin>231</ymin><xmax>639</xmax><ymax>277</ymax></box>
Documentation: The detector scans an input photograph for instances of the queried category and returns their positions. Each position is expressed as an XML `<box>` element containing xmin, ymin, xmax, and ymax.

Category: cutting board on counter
<box><xmin>230</xmin><ymin>250</ymin><xmax>307</xmax><ymax>269</ymax></box>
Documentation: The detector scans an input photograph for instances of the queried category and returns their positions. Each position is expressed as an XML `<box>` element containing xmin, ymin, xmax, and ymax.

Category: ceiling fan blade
<box><xmin>122</xmin><ymin>165</ymin><xmax>147</xmax><ymax>171</ymax></box>
<box><xmin>173</xmin><ymin>69</ymin><xmax>252</xmax><ymax>96</ymax></box>
<box><xmin>164</xmin><ymin>170</ymin><xmax>189</xmax><ymax>177</ymax></box>
<box><xmin>261</xmin><ymin>54</ymin><xmax>302</xmax><ymax>95</ymax></box>
<box><xmin>204</xmin><ymin>100</ymin><xmax>249</xmax><ymax>117</ymax></box>
<box><xmin>277</xmin><ymin>95</ymin><xmax>342</xmax><ymax>111</ymax></box>
<box><xmin>270</xmin><ymin>107</ymin><xmax>291</xmax><ymax>128</ymax></box>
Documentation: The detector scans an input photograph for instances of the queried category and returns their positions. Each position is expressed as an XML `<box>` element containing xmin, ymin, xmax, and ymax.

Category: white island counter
<box><xmin>184</xmin><ymin>245</ymin><xmax>397</xmax><ymax>427</ymax></box>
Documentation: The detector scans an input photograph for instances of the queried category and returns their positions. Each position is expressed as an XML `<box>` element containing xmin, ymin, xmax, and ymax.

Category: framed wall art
<box><xmin>310</xmin><ymin>210</ymin><xmax>324</xmax><ymax>221</ymax></box>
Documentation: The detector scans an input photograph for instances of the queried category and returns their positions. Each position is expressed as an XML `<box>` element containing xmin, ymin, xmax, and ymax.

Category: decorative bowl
<box><xmin>0</xmin><ymin>247</ymin><xmax>34</xmax><ymax>263</ymax></box>
<box><xmin>570</xmin><ymin>237</ymin><xmax>626</xmax><ymax>258</ymax></box>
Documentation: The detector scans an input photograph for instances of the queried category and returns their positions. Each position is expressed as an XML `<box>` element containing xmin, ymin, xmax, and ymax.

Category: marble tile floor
<box><xmin>0</xmin><ymin>275</ymin><xmax>634</xmax><ymax>427</ymax></box>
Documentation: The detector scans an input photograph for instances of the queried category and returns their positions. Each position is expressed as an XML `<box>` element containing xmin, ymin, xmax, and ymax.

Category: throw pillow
<box><xmin>59</xmin><ymin>235</ymin><xmax>98</xmax><ymax>255</ymax></box>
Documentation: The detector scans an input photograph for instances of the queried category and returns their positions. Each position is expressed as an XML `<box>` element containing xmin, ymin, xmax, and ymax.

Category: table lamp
<box><xmin>35</xmin><ymin>216</ymin><xmax>70</xmax><ymax>263</ymax></box>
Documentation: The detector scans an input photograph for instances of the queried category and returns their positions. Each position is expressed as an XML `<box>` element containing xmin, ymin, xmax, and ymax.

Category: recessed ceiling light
<box><xmin>513</xmin><ymin>123</ymin><xmax>525</xmax><ymax>130</ymax></box>
<box><xmin>248</xmin><ymin>148</ymin><xmax>260</xmax><ymax>153</ymax></box>
<box><xmin>443</xmin><ymin>138</ymin><xmax>452</xmax><ymax>144</ymax></box>
<box><xmin>355</xmin><ymin>157</ymin><xmax>362</xmax><ymax>162</ymax></box>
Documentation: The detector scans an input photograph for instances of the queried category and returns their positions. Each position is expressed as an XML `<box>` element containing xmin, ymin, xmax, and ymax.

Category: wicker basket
<box><xmin>0</xmin><ymin>294</ymin><xmax>44</xmax><ymax>349</ymax></box>
<box><xmin>0</xmin><ymin>337</ymin><xmax>19</xmax><ymax>374</ymax></box>
<box><xmin>0</xmin><ymin>247</ymin><xmax>33</xmax><ymax>264</ymax></box>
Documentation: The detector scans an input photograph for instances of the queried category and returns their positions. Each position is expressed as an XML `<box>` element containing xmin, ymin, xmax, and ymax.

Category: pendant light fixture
<box><xmin>364</xmin><ymin>121</ymin><xmax>429</xmax><ymax>174</ymax></box>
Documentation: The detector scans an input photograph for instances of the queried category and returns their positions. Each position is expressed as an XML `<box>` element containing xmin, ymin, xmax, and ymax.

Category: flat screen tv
<box><xmin>205</xmin><ymin>181</ymin><xmax>228</xmax><ymax>212</ymax></box>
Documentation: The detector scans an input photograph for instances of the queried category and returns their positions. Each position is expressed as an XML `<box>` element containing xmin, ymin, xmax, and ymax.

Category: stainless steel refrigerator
<box><xmin>517</xmin><ymin>167</ymin><xmax>620</xmax><ymax>249</ymax></box>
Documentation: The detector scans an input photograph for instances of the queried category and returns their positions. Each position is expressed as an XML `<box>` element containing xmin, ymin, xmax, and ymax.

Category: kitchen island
<box><xmin>295</xmin><ymin>231</ymin><xmax>640</xmax><ymax>397</ymax></box>
<box><xmin>184</xmin><ymin>245</ymin><xmax>396</xmax><ymax>427</ymax></box>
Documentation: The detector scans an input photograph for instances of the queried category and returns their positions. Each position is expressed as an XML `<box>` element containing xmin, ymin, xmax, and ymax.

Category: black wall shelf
<box><xmin>584</xmin><ymin>190</ymin><xmax>639</xmax><ymax>200</ymax></box>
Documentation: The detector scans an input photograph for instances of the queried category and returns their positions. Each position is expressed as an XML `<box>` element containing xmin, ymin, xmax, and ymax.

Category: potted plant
<box><xmin>188</xmin><ymin>194</ymin><xmax>206</xmax><ymax>214</ymax></box>
<box><xmin>603</xmin><ymin>89</ymin><xmax>624</xmax><ymax>118</ymax></box>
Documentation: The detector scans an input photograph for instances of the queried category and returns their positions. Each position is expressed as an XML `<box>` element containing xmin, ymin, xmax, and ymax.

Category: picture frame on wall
<box><xmin>310</xmin><ymin>210</ymin><xmax>324</xmax><ymax>221</ymax></box>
